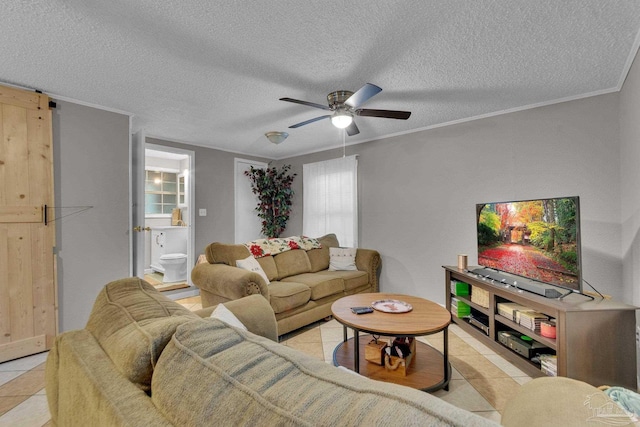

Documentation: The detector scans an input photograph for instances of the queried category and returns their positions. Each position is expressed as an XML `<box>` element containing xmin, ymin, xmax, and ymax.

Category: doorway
<box><xmin>130</xmin><ymin>138</ymin><xmax>197</xmax><ymax>299</ymax></box>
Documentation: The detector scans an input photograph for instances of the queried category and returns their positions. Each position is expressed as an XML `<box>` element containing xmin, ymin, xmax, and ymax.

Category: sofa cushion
<box><xmin>205</xmin><ymin>242</ymin><xmax>251</xmax><ymax>265</ymax></box>
<box><xmin>85</xmin><ymin>277</ymin><xmax>199</xmax><ymax>391</ymax></box>
<box><xmin>267</xmin><ymin>281</ymin><xmax>311</xmax><ymax>313</ymax></box>
<box><xmin>273</xmin><ymin>249</ymin><xmax>311</xmax><ymax>279</ymax></box>
<box><xmin>316</xmin><ymin>270</ymin><xmax>369</xmax><ymax>291</ymax></box>
<box><xmin>151</xmin><ymin>320</ymin><xmax>495</xmax><ymax>426</ymax></box>
<box><xmin>256</xmin><ymin>255</ymin><xmax>278</xmax><ymax>281</ymax></box>
<box><xmin>282</xmin><ymin>273</ymin><xmax>344</xmax><ymax>300</ymax></box>
<box><xmin>307</xmin><ymin>233</ymin><xmax>339</xmax><ymax>272</ymax></box>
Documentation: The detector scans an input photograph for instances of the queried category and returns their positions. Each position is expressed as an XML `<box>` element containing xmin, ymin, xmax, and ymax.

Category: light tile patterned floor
<box><xmin>0</xmin><ymin>352</ymin><xmax>51</xmax><ymax>427</ymax></box>
<box><xmin>0</xmin><ymin>295</ymin><xmax>531</xmax><ymax>425</ymax></box>
<box><xmin>280</xmin><ymin>318</ymin><xmax>532</xmax><ymax>423</ymax></box>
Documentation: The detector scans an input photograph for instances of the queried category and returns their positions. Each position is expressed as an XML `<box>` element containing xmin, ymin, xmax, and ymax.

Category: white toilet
<box><xmin>159</xmin><ymin>253</ymin><xmax>188</xmax><ymax>283</ymax></box>
<box><xmin>151</xmin><ymin>226</ymin><xmax>188</xmax><ymax>283</ymax></box>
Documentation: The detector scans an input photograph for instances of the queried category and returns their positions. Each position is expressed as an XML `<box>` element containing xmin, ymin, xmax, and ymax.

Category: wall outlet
<box><xmin>199</xmin><ymin>208</ymin><xmax>207</xmax><ymax>217</ymax></box>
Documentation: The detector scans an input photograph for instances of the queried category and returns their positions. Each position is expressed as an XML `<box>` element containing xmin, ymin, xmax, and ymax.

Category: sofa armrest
<box><xmin>191</xmin><ymin>263</ymin><xmax>269</xmax><ymax>305</ymax></box>
<box><xmin>46</xmin><ymin>330</ymin><xmax>174</xmax><ymax>426</ymax></box>
<box><xmin>501</xmin><ymin>376</ymin><xmax>636</xmax><ymax>426</ymax></box>
<box><xmin>355</xmin><ymin>249</ymin><xmax>382</xmax><ymax>292</ymax></box>
<box><xmin>194</xmin><ymin>294</ymin><xmax>278</xmax><ymax>342</ymax></box>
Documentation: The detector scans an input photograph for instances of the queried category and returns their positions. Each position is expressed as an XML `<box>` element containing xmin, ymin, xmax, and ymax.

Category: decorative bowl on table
<box><xmin>371</xmin><ymin>299</ymin><xmax>413</xmax><ymax>313</ymax></box>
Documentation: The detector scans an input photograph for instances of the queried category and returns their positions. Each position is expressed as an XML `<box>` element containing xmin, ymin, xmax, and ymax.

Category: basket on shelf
<box><xmin>384</xmin><ymin>337</ymin><xmax>416</xmax><ymax>377</ymax></box>
<box><xmin>364</xmin><ymin>338</ymin><xmax>388</xmax><ymax>366</ymax></box>
<box><xmin>471</xmin><ymin>286</ymin><xmax>490</xmax><ymax>308</ymax></box>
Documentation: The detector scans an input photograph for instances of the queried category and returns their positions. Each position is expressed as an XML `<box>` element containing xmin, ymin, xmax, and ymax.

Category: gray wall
<box><xmin>52</xmin><ymin>100</ymin><xmax>130</xmax><ymax>332</ymax></box>
<box><xmin>283</xmin><ymin>93</ymin><xmax>625</xmax><ymax>304</ymax></box>
<box><xmin>51</xmin><ymin>51</ymin><xmax>640</xmax><ymax>331</ymax></box>
<box><xmin>620</xmin><ymin>49</ymin><xmax>640</xmax><ymax>308</ymax></box>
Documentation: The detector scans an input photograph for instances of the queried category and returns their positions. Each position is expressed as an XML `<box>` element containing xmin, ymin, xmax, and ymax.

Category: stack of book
<box><xmin>518</xmin><ymin>311</ymin><xmax>549</xmax><ymax>333</ymax></box>
<box><xmin>451</xmin><ymin>297</ymin><xmax>471</xmax><ymax>318</ymax></box>
<box><xmin>540</xmin><ymin>354</ymin><xmax>557</xmax><ymax>376</ymax></box>
<box><xmin>497</xmin><ymin>302</ymin><xmax>529</xmax><ymax>322</ymax></box>
<box><xmin>450</xmin><ymin>280</ymin><xmax>469</xmax><ymax>296</ymax></box>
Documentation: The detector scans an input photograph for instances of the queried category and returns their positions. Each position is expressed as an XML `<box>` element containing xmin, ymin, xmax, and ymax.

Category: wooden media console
<box><xmin>444</xmin><ymin>266</ymin><xmax>637</xmax><ymax>389</ymax></box>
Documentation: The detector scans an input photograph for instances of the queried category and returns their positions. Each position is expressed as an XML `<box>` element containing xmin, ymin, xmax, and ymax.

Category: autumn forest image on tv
<box><xmin>476</xmin><ymin>197</ymin><xmax>580</xmax><ymax>289</ymax></box>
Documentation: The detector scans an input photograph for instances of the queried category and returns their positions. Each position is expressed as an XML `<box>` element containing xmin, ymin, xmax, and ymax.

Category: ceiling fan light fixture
<box><xmin>331</xmin><ymin>113</ymin><xmax>353</xmax><ymax>129</ymax></box>
<box><xmin>265</xmin><ymin>131</ymin><xmax>289</xmax><ymax>144</ymax></box>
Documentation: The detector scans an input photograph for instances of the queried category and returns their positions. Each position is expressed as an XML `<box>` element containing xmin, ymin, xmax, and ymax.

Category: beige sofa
<box><xmin>191</xmin><ymin>234</ymin><xmax>382</xmax><ymax>335</ymax></box>
<box><xmin>45</xmin><ymin>277</ymin><xmax>499</xmax><ymax>426</ymax></box>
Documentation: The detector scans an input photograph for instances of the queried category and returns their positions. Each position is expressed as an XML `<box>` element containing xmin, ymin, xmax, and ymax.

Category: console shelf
<box><xmin>444</xmin><ymin>266</ymin><xmax>637</xmax><ymax>389</ymax></box>
<box><xmin>493</xmin><ymin>314</ymin><xmax>556</xmax><ymax>349</ymax></box>
<box><xmin>454</xmin><ymin>294</ymin><xmax>490</xmax><ymax>317</ymax></box>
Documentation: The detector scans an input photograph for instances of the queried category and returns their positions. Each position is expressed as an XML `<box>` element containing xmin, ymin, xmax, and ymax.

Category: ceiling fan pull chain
<box><xmin>343</xmin><ymin>129</ymin><xmax>346</xmax><ymax>158</ymax></box>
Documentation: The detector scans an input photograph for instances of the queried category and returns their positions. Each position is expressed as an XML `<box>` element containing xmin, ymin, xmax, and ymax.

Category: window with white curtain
<box><xmin>303</xmin><ymin>155</ymin><xmax>358</xmax><ymax>247</ymax></box>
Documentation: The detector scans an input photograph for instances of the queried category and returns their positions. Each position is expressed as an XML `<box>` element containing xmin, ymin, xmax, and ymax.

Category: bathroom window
<box><xmin>178</xmin><ymin>174</ymin><xmax>186</xmax><ymax>206</ymax></box>
<box><xmin>145</xmin><ymin>171</ymin><xmax>178</xmax><ymax>215</ymax></box>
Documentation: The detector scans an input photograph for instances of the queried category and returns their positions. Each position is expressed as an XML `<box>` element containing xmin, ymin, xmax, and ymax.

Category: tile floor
<box><xmin>278</xmin><ymin>318</ymin><xmax>531</xmax><ymax>424</ymax></box>
<box><xmin>0</xmin><ymin>295</ymin><xmax>532</xmax><ymax>425</ymax></box>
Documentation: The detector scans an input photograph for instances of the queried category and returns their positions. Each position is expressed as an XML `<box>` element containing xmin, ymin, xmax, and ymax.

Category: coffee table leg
<box><xmin>343</xmin><ymin>325</ymin><xmax>347</xmax><ymax>342</ymax></box>
<box><xmin>354</xmin><ymin>329</ymin><xmax>360</xmax><ymax>373</ymax></box>
<box><xmin>443</xmin><ymin>326</ymin><xmax>449</xmax><ymax>391</ymax></box>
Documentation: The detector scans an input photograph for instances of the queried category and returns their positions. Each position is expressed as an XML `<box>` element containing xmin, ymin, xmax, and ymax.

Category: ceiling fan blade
<box><xmin>344</xmin><ymin>83</ymin><xmax>382</xmax><ymax>108</ymax></box>
<box><xmin>345</xmin><ymin>121</ymin><xmax>360</xmax><ymax>136</ymax></box>
<box><xmin>288</xmin><ymin>115</ymin><xmax>331</xmax><ymax>128</ymax></box>
<box><xmin>280</xmin><ymin>97</ymin><xmax>332</xmax><ymax>111</ymax></box>
<box><xmin>355</xmin><ymin>109</ymin><xmax>411</xmax><ymax>120</ymax></box>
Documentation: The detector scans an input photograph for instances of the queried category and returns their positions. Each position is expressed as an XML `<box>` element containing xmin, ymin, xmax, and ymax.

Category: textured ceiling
<box><xmin>1</xmin><ymin>1</ymin><xmax>640</xmax><ymax>159</ymax></box>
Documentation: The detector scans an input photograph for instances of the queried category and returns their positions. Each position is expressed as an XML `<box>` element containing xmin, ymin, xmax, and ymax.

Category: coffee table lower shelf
<box><xmin>332</xmin><ymin>334</ymin><xmax>451</xmax><ymax>392</ymax></box>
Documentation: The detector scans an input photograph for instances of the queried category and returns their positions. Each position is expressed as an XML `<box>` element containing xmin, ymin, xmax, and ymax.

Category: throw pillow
<box><xmin>236</xmin><ymin>255</ymin><xmax>270</xmax><ymax>284</ymax></box>
<box><xmin>210</xmin><ymin>304</ymin><xmax>248</xmax><ymax>331</ymax></box>
<box><xmin>328</xmin><ymin>247</ymin><xmax>357</xmax><ymax>271</ymax></box>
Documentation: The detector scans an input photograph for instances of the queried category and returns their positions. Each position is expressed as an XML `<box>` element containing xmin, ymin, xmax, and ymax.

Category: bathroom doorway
<box><xmin>131</xmin><ymin>139</ymin><xmax>197</xmax><ymax>299</ymax></box>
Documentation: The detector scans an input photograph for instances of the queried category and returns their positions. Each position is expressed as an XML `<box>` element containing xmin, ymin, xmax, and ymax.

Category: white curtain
<box><xmin>303</xmin><ymin>155</ymin><xmax>358</xmax><ymax>247</ymax></box>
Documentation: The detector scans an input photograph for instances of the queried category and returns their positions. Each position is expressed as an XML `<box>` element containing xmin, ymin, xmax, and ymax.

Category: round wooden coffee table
<box><xmin>331</xmin><ymin>293</ymin><xmax>451</xmax><ymax>392</ymax></box>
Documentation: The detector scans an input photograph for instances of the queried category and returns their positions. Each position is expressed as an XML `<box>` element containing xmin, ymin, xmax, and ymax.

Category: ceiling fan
<box><xmin>279</xmin><ymin>83</ymin><xmax>411</xmax><ymax>136</ymax></box>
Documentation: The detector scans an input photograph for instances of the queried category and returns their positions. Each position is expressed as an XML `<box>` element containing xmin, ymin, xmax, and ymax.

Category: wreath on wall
<box><xmin>244</xmin><ymin>164</ymin><xmax>296</xmax><ymax>238</ymax></box>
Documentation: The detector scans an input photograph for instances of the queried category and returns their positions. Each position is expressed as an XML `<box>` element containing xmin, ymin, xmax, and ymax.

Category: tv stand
<box><xmin>444</xmin><ymin>266</ymin><xmax>637</xmax><ymax>389</ymax></box>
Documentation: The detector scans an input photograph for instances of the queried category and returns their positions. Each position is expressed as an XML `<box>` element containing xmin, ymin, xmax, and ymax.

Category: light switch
<box><xmin>199</xmin><ymin>208</ymin><xmax>207</xmax><ymax>216</ymax></box>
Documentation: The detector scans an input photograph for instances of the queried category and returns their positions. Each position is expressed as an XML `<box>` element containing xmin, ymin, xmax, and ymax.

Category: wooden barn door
<box><xmin>0</xmin><ymin>84</ymin><xmax>57</xmax><ymax>362</ymax></box>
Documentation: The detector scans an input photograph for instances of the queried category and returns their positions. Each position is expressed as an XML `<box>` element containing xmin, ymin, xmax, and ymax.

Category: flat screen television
<box><xmin>476</xmin><ymin>196</ymin><xmax>582</xmax><ymax>292</ymax></box>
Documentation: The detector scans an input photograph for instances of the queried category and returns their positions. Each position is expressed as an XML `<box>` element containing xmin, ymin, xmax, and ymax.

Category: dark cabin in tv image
<box><xmin>476</xmin><ymin>196</ymin><xmax>581</xmax><ymax>291</ymax></box>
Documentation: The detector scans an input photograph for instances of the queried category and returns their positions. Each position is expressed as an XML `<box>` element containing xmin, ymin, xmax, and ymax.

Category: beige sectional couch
<box><xmin>45</xmin><ymin>277</ymin><xmax>499</xmax><ymax>426</ymax></box>
<box><xmin>191</xmin><ymin>234</ymin><xmax>382</xmax><ymax>335</ymax></box>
